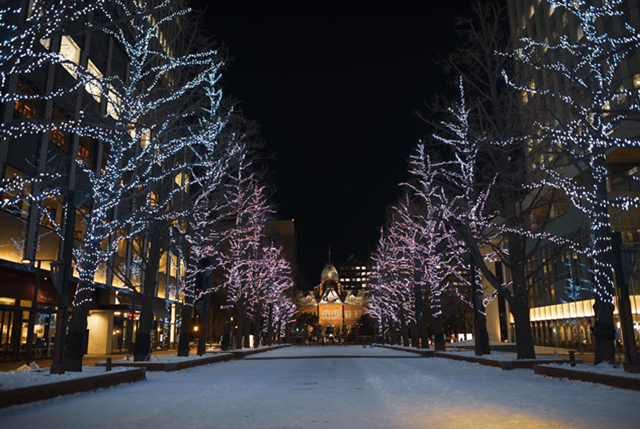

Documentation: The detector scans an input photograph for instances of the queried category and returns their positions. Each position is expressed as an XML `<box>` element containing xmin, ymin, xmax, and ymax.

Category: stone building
<box><xmin>296</xmin><ymin>261</ymin><xmax>366</xmax><ymax>338</ymax></box>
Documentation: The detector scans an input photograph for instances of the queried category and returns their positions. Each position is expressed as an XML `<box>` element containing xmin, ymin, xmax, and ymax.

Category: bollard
<box><xmin>106</xmin><ymin>357</ymin><xmax>112</xmax><ymax>371</ymax></box>
<box><xmin>569</xmin><ymin>351</ymin><xmax>576</xmax><ymax>367</ymax></box>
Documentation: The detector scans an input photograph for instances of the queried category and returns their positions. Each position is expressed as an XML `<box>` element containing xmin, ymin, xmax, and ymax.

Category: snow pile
<box><xmin>0</xmin><ymin>366</ymin><xmax>134</xmax><ymax>391</ymax></box>
<box><xmin>543</xmin><ymin>362</ymin><xmax>640</xmax><ymax>379</ymax></box>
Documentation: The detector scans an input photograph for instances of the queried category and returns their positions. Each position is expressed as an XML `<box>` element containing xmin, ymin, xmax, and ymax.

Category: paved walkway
<box><xmin>1</xmin><ymin>346</ymin><xmax>638</xmax><ymax>429</ymax></box>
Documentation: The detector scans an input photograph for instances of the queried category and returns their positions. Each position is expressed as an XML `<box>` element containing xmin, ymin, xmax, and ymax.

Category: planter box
<box><xmin>0</xmin><ymin>368</ymin><xmax>146</xmax><ymax>409</ymax></box>
<box><xmin>231</xmin><ymin>344</ymin><xmax>291</xmax><ymax>359</ymax></box>
<box><xmin>96</xmin><ymin>353</ymin><xmax>234</xmax><ymax>371</ymax></box>
<box><xmin>376</xmin><ymin>344</ymin><xmax>435</xmax><ymax>357</ymax></box>
<box><xmin>534</xmin><ymin>365</ymin><xmax>640</xmax><ymax>392</ymax></box>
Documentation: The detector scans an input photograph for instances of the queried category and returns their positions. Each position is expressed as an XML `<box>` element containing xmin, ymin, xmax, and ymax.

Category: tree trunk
<box><xmin>234</xmin><ymin>301</ymin><xmax>245</xmax><ymax>350</ymax></box>
<box><xmin>243</xmin><ymin>317</ymin><xmax>251</xmax><ymax>348</ymax></box>
<box><xmin>410</xmin><ymin>320</ymin><xmax>418</xmax><ymax>348</ymax></box>
<box><xmin>266</xmin><ymin>303</ymin><xmax>274</xmax><ymax>346</ymax></box>
<box><xmin>221</xmin><ymin>306</ymin><xmax>233</xmax><ymax>351</ymax></box>
<box><xmin>592</xmin><ymin>157</ymin><xmax>616</xmax><ymax>364</ymax></box>
<box><xmin>412</xmin><ymin>282</ymin><xmax>421</xmax><ymax>347</ymax></box>
<box><xmin>134</xmin><ymin>229</ymin><xmax>162</xmax><ymax>361</ymax></box>
<box><xmin>177</xmin><ymin>305</ymin><xmax>193</xmax><ymax>356</ymax></box>
<box><xmin>64</xmin><ymin>256</ymin><xmax>99</xmax><ymax>372</ymax></box>
<box><xmin>399</xmin><ymin>307</ymin><xmax>409</xmax><ymax>347</ymax></box>
<box><xmin>390</xmin><ymin>319</ymin><xmax>397</xmax><ymax>345</ymax></box>
<box><xmin>509</xmin><ymin>290</ymin><xmax>536</xmax><ymax>359</ymax></box>
<box><xmin>253</xmin><ymin>309</ymin><xmax>261</xmax><ymax>348</ymax></box>
<box><xmin>593</xmin><ymin>300</ymin><xmax>616</xmax><ymax>364</ymax></box>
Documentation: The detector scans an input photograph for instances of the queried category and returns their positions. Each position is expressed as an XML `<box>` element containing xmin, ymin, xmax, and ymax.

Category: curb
<box><xmin>534</xmin><ymin>365</ymin><xmax>640</xmax><ymax>392</ymax></box>
<box><xmin>0</xmin><ymin>368</ymin><xmax>146</xmax><ymax>409</ymax></box>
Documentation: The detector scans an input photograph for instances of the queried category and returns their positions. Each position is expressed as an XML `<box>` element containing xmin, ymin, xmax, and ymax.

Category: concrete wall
<box><xmin>87</xmin><ymin>311</ymin><xmax>113</xmax><ymax>355</ymax></box>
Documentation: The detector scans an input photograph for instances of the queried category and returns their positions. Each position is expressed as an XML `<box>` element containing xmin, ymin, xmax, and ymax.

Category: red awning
<box><xmin>0</xmin><ymin>265</ymin><xmax>80</xmax><ymax>307</ymax></box>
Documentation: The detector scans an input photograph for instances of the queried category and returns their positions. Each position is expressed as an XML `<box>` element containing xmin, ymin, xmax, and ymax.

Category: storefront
<box><xmin>0</xmin><ymin>265</ymin><xmax>59</xmax><ymax>362</ymax></box>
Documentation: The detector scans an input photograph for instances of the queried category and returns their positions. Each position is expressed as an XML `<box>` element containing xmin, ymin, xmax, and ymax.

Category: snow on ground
<box><xmin>543</xmin><ymin>361</ymin><xmax>640</xmax><ymax>379</ymax></box>
<box><xmin>1</xmin><ymin>346</ymin><xmax>639</xmax><ymax>429</ymax></box>
<box><xmin>0</xmin><ymin>366</ymin><xmax>134</xmax><ymax>391</ymax></box>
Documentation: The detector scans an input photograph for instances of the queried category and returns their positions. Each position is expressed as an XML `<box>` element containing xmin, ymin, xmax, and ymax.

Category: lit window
<box><xmin>150</xmin><ymin>190</ymin><xmax>159</xmax><ymax>208</ymax></box>
<box><xmin>140</xmin><ymin>129</ymin><xmax>151</xmax><ymax>149</ymax></box>
<box><xmin>50</xmin><ymin>108</ymin><xmax>69</xmax><ymax>151</ymax></box>
<box><xmin>77</xmin><ymin>136</ymin><xmax>93</xmax><ymax>165</ymax></box>
<box><xmin>85</xmin><ymin>59</ymin><xmax>103</xmax><ymax>104</ymax></box>
<box><xmin>14</xmin><ymin>81</ymin><xmax>38</xmax><ymax>118</ymax></box>
<box><xmin>106</xmin><ymin>88</ymin><xmax>121</xmax><ymax>120</ymax></box>
<box><xmin>633</xmin><ymin>74</ymin><xmax>640</xmax><ymax>89</ymax></box>
<box><xmin>174</xmin><ymin>172</ymin><xmax>188</xmax><ymax>188</ymax></box>
<box><xmin>322</xmin><ymin>310</ymin><xmax>329</xmax><ymax>318</ymax></box>
<box><xmin>59</xmin><ymin>36</ymin><xmax>81</xmax><ymax>79</ymax></box>
<box><xmin>331</xmin><ymin>310</ymin><xmax>339</xmax><ymax>318</ymax></box>
<box><xmin>2</xmin><ymin>166</ymin><xmax>30</xmax><ymax>218</ymax></box>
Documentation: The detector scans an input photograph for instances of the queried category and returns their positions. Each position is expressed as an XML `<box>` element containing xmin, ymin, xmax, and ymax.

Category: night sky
<box><xmin>190</xmin><ymin>3</ymin><xmax>474</xmax><ymax>285</ymax></box>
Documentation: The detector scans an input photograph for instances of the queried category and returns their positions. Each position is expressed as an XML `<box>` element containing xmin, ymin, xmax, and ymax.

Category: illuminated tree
<box><xmin>58</xmin><ymin>0</ymin><xmax>224</xmax><ymax>371</ymax></box>
<box><xmin>504</xmin><ymin>0</ymin><xmax>640</xmax><ymax>363</ymax></box>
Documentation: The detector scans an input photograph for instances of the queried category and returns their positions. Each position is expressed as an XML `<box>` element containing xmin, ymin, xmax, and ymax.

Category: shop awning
<box><xmin>0</xmin><ymin>265</ymin><xmax>59</xmax><ymax>305</ymax></box>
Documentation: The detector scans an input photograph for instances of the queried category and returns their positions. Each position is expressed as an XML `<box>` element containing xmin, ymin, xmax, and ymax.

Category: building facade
<box><xmin>0</xmin><ymin>1</ymin><xmax>185</xmax><ymax>363</ymax></box>
<box><xmin>485</xmin><ymin>0</ymin><xmax>640</xmax><ymax>350</ymax></box>
<box><xmin>296</xmin><ymin>261</ymin><xmax>367</xmax><ymax>338</ymax></box>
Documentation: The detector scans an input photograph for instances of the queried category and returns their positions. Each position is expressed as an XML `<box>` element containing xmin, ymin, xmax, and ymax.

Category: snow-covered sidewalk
<box><xmin>1</xmin><ymin>346</ymin><xmax>639</xmax><ymax>428</ymax></box>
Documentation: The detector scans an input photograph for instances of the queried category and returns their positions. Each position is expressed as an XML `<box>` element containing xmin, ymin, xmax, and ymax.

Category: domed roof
<box><xmin>321</xmin><ymin>263</ymin><xmax>339</xmax><ymax>281</ymax></box>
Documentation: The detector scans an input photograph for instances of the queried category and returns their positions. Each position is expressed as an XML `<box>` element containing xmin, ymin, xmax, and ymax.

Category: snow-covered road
<box><xmin>1</xmin><ymin>346</ymin><xmax>638</xmax><ymax>428</ymax></box>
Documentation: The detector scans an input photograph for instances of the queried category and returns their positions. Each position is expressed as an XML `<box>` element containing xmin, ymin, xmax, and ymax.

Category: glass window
<box><xmin>14</xmin><ymin>80</ymin><xmax>39</xmax><ymax>118</ymax></box>
<box><xmin>59</xmin><ymin>36</ymin><xmax>81</xmax><ymax>79</ymax></box>
<box><xmin>49</xmin><ymin>108</ymin><xmax>69</xmax><ymax>151</ymax></box>
<box><xmin>2</xmin><ymin>166</ymin><xmax>30</xmax><ymax>218</ymax></box>
<box><xmin>77</xmin><ymin>136</ymin><xmax>94</xmax><ymax>166</ymax></box>
<box><xmin>85</xmin><ymin>59</ymin><xmax>102</xmax><ymax>104</ymax></box>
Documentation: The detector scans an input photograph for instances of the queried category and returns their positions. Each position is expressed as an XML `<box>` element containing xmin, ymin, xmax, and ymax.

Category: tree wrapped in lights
<box><xmin>126</xmin><ymin>70</ymin><xmax>236</xmax><ymax>361</ymax></box>
<box><xmin>401</xmin><ymin>159</ymin><xmax>473</xmax><ymax>351</ymax></box>
<box><xmin>212</xmin><ymin>148</ymin><xmax>272</xmax><ymax>350</ymax></box>
<box><xmin>248</xmin><ymin>243</ymin><xmax>294</xmax><ymax>347</ymax></box>
<box><xmin>57</xmin><ymin>0</ymin><xmax>226</xmax><ymax>371</ymax></box>
<box><xmin>504</xmin><ymin>0</ymin><xmax>640</xmax><ymax>363</ymax></box>
<box><xmin>426</xmin><ymin>5</ymin><xmax>581</xmax><ymax>355</ymax></box>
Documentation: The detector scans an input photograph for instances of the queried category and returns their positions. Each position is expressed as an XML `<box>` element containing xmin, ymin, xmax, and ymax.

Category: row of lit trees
<box><xmin>368</xmin><ymin>0</ymin><xmax>640</xmax><ymax>364</ymax></box>
<box><xmin>0</xmin><ymin>0</ymin><xmax>294</xmax><ymax>371</ymax></box>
